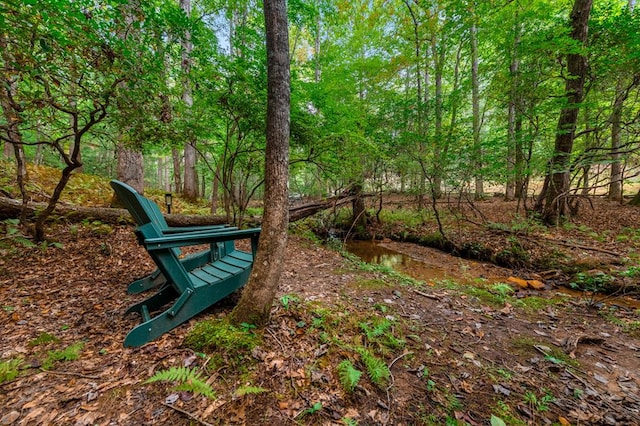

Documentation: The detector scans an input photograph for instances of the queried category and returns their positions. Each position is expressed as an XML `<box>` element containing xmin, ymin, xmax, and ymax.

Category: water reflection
<box><xmin>345</xmin><ymin>240</ymin><xmax>448</xmax><ymax>282</ymax></box>
<box><xmin>345</xmin><ymin>240</ymin><xmax>640</xmax><ymax>310</ymax></box>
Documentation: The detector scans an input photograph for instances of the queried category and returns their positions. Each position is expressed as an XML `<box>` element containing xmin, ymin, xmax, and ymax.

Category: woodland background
<box><xmin>1</xmin><ymin>0</ymin><xmax>639</xmax><ymax>237</ymax></box>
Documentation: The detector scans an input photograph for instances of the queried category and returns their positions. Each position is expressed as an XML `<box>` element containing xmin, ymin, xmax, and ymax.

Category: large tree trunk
<box><xmin>116</xmin><ymin>143</ymin><xmax>144</xmax><ymax>194</ymax></box>
<box><xmin>0</xmin><ymin>34</ymin><xmax>29</xmax><ymax>224</ymax></box>
<box><xmin>232</xmin><ymin>0</ymin><xmax>290</xmax><ymax>326</ymax></box>
<box><xmin>506</xmin><ymin>15</ymin><xmax>521</xmax><ymax>201</ymax></box>
<box><xmin>608</xmin><ymin>84</ymin><xmax>625</xmax><ymax>201</ymax></box>
<box><xmin>432</xmin><ymin>36</ymin><xmax>445</xmax><ymax>199</ymax></box>
<box><xmin>536</xmin><ymin>0</ymin><xmax>593</xmax><ymax>224</ymax></box>
<box><xmin>181</xmin><ymin>0</ymin><xmax>198</xmax><ymax>200</ymax></box>
<box><xmin>471</xmin><ymin>18</ymin><xmax>483</xmax><ymax>199</ymax></box>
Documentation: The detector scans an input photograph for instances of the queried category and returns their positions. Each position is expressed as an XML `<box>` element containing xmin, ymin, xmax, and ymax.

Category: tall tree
<box><xmin>232</xmin><ymin>0</ymin><xmax>290</xmax><ymax>325</ymax></box>
<box><xmin>536</xmin><ymin>0</ymin><xmax>593</xmax><ymax>224</ymax></box>
<box><xmin>470</xmin><ymin>1</ymin><xmax>483</xmax><ymax>199</ymax></box>
<box><xmin>115</xmin><ymin>1</ymin><xmax>145</xmax><ymax>194</ymax></box>
<box><xmin>181</xmin><ymin>0</ymin><xmax>199</xmax><ymax>199</ymax></box>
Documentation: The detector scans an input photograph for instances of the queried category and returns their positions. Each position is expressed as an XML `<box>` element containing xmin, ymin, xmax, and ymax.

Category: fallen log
<box><xmin>0</xmin><ymin>192</ymin><xmax>358</xmax><ymax>227</ymax></box>
<box><xmin>288</xmin><ymin>195</ymin><xmax>357</xmax><ymax>222</ymax></box>
<box><xmin>0</xmin><ymin>196</ymin><xmax>229</xmax><ymax>226</ymax></box>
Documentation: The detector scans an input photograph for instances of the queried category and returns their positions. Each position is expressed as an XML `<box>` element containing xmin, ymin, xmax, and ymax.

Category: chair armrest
<box><xmin>141</xmin><ymin>226</ymin><xmax>261</xmax><ymax>251</ymax></box>
<box><xmin>162</xmin><ymin>225</ymin><xmax>237</xmax><ymax>234</ymax></box>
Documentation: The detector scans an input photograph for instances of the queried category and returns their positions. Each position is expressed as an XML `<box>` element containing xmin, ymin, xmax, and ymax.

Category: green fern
<box><xmin>42</xmin><ymin>342</ymin><xmax>84</xmax><ymax>370</ymax></box>
<box><xmin>337</xmin><ymin>360</ymin><xmax>362</xmax><ymax>393</ymax></box>
<box><xmin>233</xmin><ymin>385</ymin><xmax>268</xmax><ymax>398</ymax></box>
<box><xmin>360</xmin><ymin>318</ymin><xmax>392</xmax><ymax>339</ymax></box>
<box><xmin>357</xmin><ymin>348</ymin><xmax>390</xmax><ymax>387</ymax></box>
<box><xmin>29</xmin><ymin>332</ymin><xmax>60</xmax><ymax>347</ymax></box>
<box><xmin>145</xmin><ymin>366</ymin><xmax>215</xmax><ymax>399</ymax></box>
<box><xmin>0</xmin><ymin>358</ymin><xmax>23</xmax><ymax>383</ymax></box>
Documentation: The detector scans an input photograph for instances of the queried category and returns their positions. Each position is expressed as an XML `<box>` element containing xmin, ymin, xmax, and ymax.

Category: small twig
<box><xmin>388</xmin><ymin>350</ymin><xmax>414</xmax><ymax>371</ymax></box>
<box><xmin>40</xmin><ymin>369</ymin><xmax>100</xmax><ymax>380</ymax></box>
<box><xmin>266</xmin><ymin>327</ymin><xmax>286</xmax><ymax>352</ymax></box>
<box><xmin>162</xmin><ymin>402</ymin><xmax>215</xmax><ymax>426</ymax></box>
<box><xmin>413</xmin><ymin>289</ymin><xmax>441</xmax><ymax>300</ymax></box>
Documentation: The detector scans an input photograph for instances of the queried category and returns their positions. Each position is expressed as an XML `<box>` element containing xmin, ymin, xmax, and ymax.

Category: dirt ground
<box><xmin>1</xmin><ymin>198</ymin><xmax>640</xmax><ymax>425</ymax></box>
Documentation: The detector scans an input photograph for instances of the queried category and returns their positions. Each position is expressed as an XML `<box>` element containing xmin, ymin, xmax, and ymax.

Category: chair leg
<box><xmin>123</xmin><ymin>270</ymin><xmax>251</xmax><ymax>347</ymax></box>
<box><xmin>127</xmin><ymin>270</ymin><xmax>166</xmax><ymax>294</ymax></box>
<box><xmin>125</xmin><ymin>285</ymin><xmax>178</xmax><ymax>316</ymax></box>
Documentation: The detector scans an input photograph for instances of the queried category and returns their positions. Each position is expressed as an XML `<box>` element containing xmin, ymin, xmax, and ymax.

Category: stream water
<box><xmin>345</xmin><ymin>240</ymin><xmax>452</xmax><ymax>282</ymax></box>
<box><xmin>345</xmin><ymin>240</ymin><xmax>640</xmax><ymax>310</ymax></box>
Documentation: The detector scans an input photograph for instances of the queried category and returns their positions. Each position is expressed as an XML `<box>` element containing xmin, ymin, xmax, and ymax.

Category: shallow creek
<box><xmin>345</xmin><ymin>239</ymin><xmax>510</xmax><ymax>285</ymax></box>
<box><xmin>345</xmin><ymin>239</ymin><xmax>640</xmax><ymax>310</ymax></box>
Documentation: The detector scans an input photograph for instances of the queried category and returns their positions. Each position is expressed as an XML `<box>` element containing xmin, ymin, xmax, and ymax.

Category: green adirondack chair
<box><xmin>120</xmin><ymin>189</ymin><xmax>237</xmax><ymax>294</ymax></box>
<box><xmin>110</xmin><ymin>180</ymin><xmax>260</xmax><ymax>347</ymax></box>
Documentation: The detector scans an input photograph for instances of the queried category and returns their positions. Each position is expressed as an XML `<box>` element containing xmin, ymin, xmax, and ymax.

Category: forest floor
<box><xmin>1</xmin><ymin>196</ymin><xmax>640</xmax><ymax>425</ymax></box>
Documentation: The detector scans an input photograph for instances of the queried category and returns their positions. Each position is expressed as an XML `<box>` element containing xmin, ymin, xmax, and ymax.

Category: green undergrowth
<box><xmin>600</xmin><ymin>307</ymin><xmax>640</xmax><ymax>336</ymax></box>
<box><xmin>433</xmin><ymin>279</ymin><xmax>566</xmax><ymax>312</ymax></box>
<box><xmin>0</xmin><ymin>358</ymin><xmax>23</xmax><ymax>384</ymax></box>
<box><xmin>184</xmin><ymin>317</ymin><xmax>262</xmax><ymax>369</ymax></box>
<box><xmin>0</xmin><ymin>334</ymin><xmax>84</xmax><ymax>383</ymax></box>
<box><xmin>340</xmin><ymin>238</ymin><xmax>567</xmax><ymax>316</ymax></box>
<box><xmin>144</xmin><ymin>366</ymin><xmax>216</xmax><ymax>399</ymax></box>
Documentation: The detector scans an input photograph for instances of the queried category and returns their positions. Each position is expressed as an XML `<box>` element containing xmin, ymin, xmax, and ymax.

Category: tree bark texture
<box><xmin>0</xmin><ymin>34</ymin><xmax>29</xmax><ymax>223</ymax></box>
<box><xmin>471</xmin><ymin>20</ymin><xmax>483</xmax><ymax>199</ymax></box>
<box><xmin>116</xmin><ymin>143</ymin><xmax>144</xmax><ymax>194</ymax></box>
<box><xmin>181</xmin><ymin>0</ymin><xmax>199</xmax><ymax>200</ymax></box>
<box><xmin>537</xmin><ymin>0</ymin><xmax>593</xmax><ymax>224</ymax></box>
<box><xmin>506</xmin><ymin>18</ymin><xmax>521</xmax><ymax>201</ymax></box>
<box><xmin>232</xmin><ymin>0</ymin><xmax>290</xmax><ymax>326</ymax></box>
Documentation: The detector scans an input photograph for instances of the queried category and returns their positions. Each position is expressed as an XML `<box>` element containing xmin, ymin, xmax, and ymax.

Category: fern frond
<box><xmin>145</xmin><ymin>366</ymin><xmax>200</xmax><ymax>384</ymax></box>
<box><xmin>337</xmin><ymin>360</ymin><xmax>362</xmax><ymax>393</ymax></box>
<box><xmin>0</xmin><ymin>358</ymin><xmax>23</xmax><ymax>383</ymax></box>
<box><xmin>357</xmin><ymin>348</ymin><xmax>390</xmax><ymax>386</ymax></box>
<box><xmin>145</xmin><ymin>366</ymin><xmax>215</xmax><ymax>399</ymax></box>
<box><xmin>175</xmin><ymin>379</ymin><xmax>216</xmax><ymax>399</ymax></box>
<box><xmin>233</xmin><ymin>385</ymin><xmax>269</xmax><ymax>398</ymax></box>
<box><xmin>341</xmin><ymin>417</ymin><xmax>359</xmax><ymax>426</ymax></box>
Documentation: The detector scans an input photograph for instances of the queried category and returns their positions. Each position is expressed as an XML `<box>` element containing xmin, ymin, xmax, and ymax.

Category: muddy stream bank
<box><xmin>345</xmin><ymin>239</ymin><xmax>640</xmax><ymax>310</ymax></box>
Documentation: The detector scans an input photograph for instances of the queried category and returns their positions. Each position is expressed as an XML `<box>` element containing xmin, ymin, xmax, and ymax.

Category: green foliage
<box><xmin>523</xmin><ymin>389</ymin><xmax>555</xmax><ymax>412</ymax></box>
<box><xmin>42</xmin><ymin>342</ymin><xmax>84</xmax><ymax>370</ymax></box>
<box><xmin>490</xmin><ymin>283</ymin><xmax>515</xmax><ymax>298</ymax></box>
<box><xmin>488</xmin><ymin>215</ymin><xmax>547</xmax><ymax>235</ymax></box>
<box><xmin>491</xmin><ymin>400</ymin><xmax>526</xmax><ymax>426</ymax></box>
<box><xmin>29</xmin><ymin>332</ymin><xmax>60</xmax><ymax>347</ymax></box>
<box><xmin>601</xmin><ymin>307</ymin><xmax>640</xmax><ymax>336</ymax></box>
<box><xmin>297</xmin><ymin>402</ymin><xmax>322</xmax><ymax>418</ymax></box>
<box><xmin>81</xmin><ymin>220</ymin><xmax>113</xmax><ymax>236</ymax></box>
<box><xmin>512</xmin><ymin>296</ymin><xmax>564</xmax><ymax>312</ymax></box>
<box><xmin>620</xmin><ymin>266</ymin><xmax>640</xmax><ymax>278</ymax></box>
<box><xmin>184</xmin><ymin>318</ymin><xmax>261</xmax><ymax>367</ymax></box>
<box><xmin>356</xmin><ymin>347</ymin><xmax>390</xmax><ymax>387</ymax></box>
<box><xmin>341</xmin><ymin>418</ymin><xmax>358</xmax><ymax>426</ymax></box>
<box><xmin>0</xmin><ymin>358</ymin><xmax>23</xmax><ymax>384</ymax></box>
<box><xmin>360</xmin><ymin>317</ymin><xmax>405</xmax><ymax>350</ymax></box>
<box><xmin>280</xmin><ymin>294</ymin><xmax>300</xmax><ymax>310</ymax></box>
<box><xmin>495</xmin><ymin>237</ymin><xmax>530</xmax><ymax>267</ymax></box>
<box><xmin>145</xmin><ymin>366</ymin><xmax>215</xmax><ymax>399</ymax></box>
<box><xmin>343</xmin><ymin>252</ymin><xmax>423</xmax><ymax>287</ymax></box>
<box><xmin>233</xmin><ymin>385</ymin><xmax>268</xmax><ymax>398</ymax></box>
<box><xmin>1</xmin><ymin>219</ymin><xmax>36</xmax><ymax>249</ymax></box>
<box><xmin>378</xmin><ymin>209</ymin><xmax>432</xmax><ymax>228</ymax></box>
<box><xmin>337</xmin><ymin>360</ymin><xmax>362</xmax><ymax>393</ymax></box>
<box><xmin>570</xmin><ymin>271</ymin><xmax>615</xmax><ymax>293</ymax></box>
